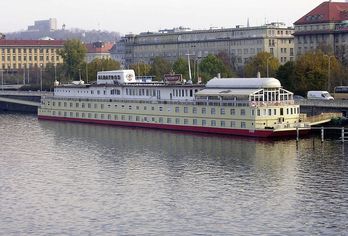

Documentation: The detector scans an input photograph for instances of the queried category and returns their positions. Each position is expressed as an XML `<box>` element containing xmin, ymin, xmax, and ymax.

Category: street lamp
<box><xmin>40</xmin><ymin>64</ymin><xmax>43</xmax><ymax>91</ymax></box>
<box><xmin>54</xmin><ymin>64</ymin><xmax>57</xmax><ymax>82</ymax></box>
<box><xmin>186</xmin><ymin>53</ymin><xmax>193</xmax><ymax>82</ymax></box>
<box><xmin>266</xmin><ymin>56</ymin><xmax>272</xmax><ymax>77</ymax></box>
<box><xmin>1</xmin><ymin>69</ymin><xmax>3</xmax><ymax>91</ymax></box>
<box><xmin>85</xmin><ymin>63</ymin><xmax>89</xmax><ymax>83</ymax></box>
<box><xmin>324</xmin><ymin>55</ymin><xmax>334</xmax><ymax>92</ymax></box>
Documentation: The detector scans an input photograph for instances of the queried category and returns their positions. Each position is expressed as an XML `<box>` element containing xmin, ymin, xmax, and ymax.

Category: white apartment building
<box><xmin>111</xmin><ymin>23</ymin><xmax>294</xmax><ymax>68</ymax></box>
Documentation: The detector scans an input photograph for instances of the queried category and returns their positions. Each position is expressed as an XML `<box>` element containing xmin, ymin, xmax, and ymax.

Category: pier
<box><xmin>296</xmin><ymin>126</ymin><xmax>348</xmax><ymax>143</ymax></box>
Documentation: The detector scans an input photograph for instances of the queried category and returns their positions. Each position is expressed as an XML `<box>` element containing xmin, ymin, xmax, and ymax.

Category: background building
<box><xmin>0</xmin><ymin>39</ymin><xmax>64</xmax><ymax>71</ymax></box>
<box><xmin>111</xmin><ymin>23</ymin><xmax>294</xmax><ymax>68</ymax></box>
<box><xmin>294</xmin><ymin>1</ymin><xmax>348</xmax><ymax>63</ymax></box>
<box><xmin>27</xmin><ymin>18</ymin><xmax>58</xmax><ymax>32</ymax></box>
<box><xmin>85</xmin><ymin>41</ymin><xmax>114</xmax><ymax>63</ymax></box>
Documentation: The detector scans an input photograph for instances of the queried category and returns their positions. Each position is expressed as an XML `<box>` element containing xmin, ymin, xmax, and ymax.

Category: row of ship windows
<box><xmin>52</xmin><ymin>111</ymin><xmax>248</xmax><ymax>128</ymax></box>
<box><xmin>50</xmin><ymin>101</ymin><xmax>299</xmax><ymax>116</ymax></box>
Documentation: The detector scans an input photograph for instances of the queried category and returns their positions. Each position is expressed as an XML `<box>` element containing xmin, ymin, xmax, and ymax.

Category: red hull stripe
<box><xmin>38</xmin><ymin>115</ymin><xmax>304</xmax><ymax>138</ymax></box>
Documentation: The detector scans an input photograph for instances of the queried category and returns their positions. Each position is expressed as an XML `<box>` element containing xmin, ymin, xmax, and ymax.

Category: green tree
<box><xmin>216</xmin><ymin>51</ymin><xmax>236</xmax><ymax>78</ymax></box>
<box><xmin>294</xmin><ymin>51</ymin><xmax>342</xmax><ymax>94</ymax></box>
<box><xmin>276</xmin><ymin>61</ymin><xmax>297</xmax><ymax>93</ymax></box>
<box><xmin>86</xmin><ymin>58</ymin><xmax>121</xmax><ymax>82</ymax></box>
<box><xmin>172</xmin><ymin>57</ymin><xmax>189</xmax><ymax>80</ymax></box>
<box><xmin>198</xmin><ymin>54</ymin><xmax>233</xmax><ymax>83</ymax></box>
<box><xmin>244</xmin><ymin>52</ymin><xmax>280</xmax><ymax>78</ymax></box>
<box><xmin>58</xmin><ymin>39</ymin><xmax>87</xmax><ymax>80</ymax></box>
<box><xmin>149</xmin><ymin>57</ymin><xmax>172</xmax><ymax>81</ymax></box>
<box><xmin>129</xmin><ymin>62</ymin><xmax>151</xmax><ymax>76</ymax></box>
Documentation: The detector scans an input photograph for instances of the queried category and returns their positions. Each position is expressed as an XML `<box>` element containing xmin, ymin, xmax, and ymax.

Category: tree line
<box><xmin>20</xmin><ymin>39</ymin><xmax>348</xmax><ymax>93</ymax></box>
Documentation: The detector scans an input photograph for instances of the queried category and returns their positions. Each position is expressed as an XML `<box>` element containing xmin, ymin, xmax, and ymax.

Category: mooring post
<box><xmin>296</xmin><ymin>127</ymin><xmax>299</xmax><ymax>142</ymax></box>
<box><xmin>342</xmin><ymin>127</ymin><xmax>345</xmax><ymax>143</ymax></box>
<box><xmin>321</xmin><ymin>127</ymin><xmax>324</xmax><ymax>142</ymax></box>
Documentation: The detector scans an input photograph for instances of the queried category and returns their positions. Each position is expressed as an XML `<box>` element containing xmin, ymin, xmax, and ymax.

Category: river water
<box><xmin>0</xmin><ymin>113</ymin><xmax>347</xmax><ymax>235</ymax></box>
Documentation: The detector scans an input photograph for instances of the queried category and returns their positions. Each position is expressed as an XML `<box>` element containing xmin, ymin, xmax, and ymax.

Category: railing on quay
<box><xmin>295</xmin><ymin>99</ymin><xmax>348</xmax><ymax>108</ymax></box>
<box><xmin>0</xmin><ymin>90</ymin><xmax>53</xmax><ymax>97</ymax></box>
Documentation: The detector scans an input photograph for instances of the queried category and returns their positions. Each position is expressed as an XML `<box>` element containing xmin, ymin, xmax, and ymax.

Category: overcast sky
<box><xmin>2</xmin><ymin>0</ymin><xmax>336</xmax><ymax>35</ymax></box>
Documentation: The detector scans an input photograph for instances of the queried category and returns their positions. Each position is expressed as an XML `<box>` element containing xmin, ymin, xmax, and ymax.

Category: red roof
<box><xmin>0</xmin><ymin>39</ymin><xmax>65</xmax><ymax>46</ymax></box>
<box><xmin>295</xmin><ymin>1</ymin><xmax>348</xmax><ymax>25</ymax></box>
<box><xmin>85</xmin><ymin>42</ymin><xmax>113</xmax><ymax>53</ymax></box>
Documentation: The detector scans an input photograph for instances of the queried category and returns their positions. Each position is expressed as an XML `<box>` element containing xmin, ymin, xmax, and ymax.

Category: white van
<box><xmin>307</xmin><ymin>91</ymin><xmax>334</xmax><ymax>100</ymax></box>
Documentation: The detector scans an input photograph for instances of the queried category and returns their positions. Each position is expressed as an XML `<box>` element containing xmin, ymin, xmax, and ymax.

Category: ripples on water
<box><xmin>0</xmin><ymin>113</ymin><xmax>347</xmax><ymax>235</ymax></box>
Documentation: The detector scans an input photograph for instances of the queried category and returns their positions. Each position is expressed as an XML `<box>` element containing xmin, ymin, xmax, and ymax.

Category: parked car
<box><xmin>293</xmin><ymin>95</ymin><xmax>305</xmax><ymax>100</ymax></box>
<box><xmin>307</xmin><ymin>91</ymin><xmax>334</xmax><ymax>100</ymax></box>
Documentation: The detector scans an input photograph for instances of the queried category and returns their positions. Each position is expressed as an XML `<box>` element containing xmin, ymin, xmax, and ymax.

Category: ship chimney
<box><xmin>217</xmin><ymin>73</ymin><xmax>221</xmax><ymax>78</ymax></box>
<box><xmin>257</xmin><ymin>72</ymin><xmax>261</xmax><ymax>78</ymax></box>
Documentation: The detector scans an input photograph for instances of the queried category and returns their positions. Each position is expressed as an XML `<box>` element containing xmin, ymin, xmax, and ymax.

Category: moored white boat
<box><xmin>38</xmin><ymin>70</ymin><xmax>310</xmax><ymax>138</ymax></box>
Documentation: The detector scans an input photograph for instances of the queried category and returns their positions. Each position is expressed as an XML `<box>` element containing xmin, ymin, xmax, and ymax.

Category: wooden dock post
<box><xmin>342</xmin><ymin>127</ymin><xmax>345</xmax><ymax>143</ymax></box>
<box><xmin>296</xmin><ymin>127</ymin><xmax>299</xmax><ymax>142</ymax></box>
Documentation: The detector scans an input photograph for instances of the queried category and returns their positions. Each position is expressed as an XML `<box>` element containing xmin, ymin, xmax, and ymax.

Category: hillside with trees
<box><xmin>5</xmin><ymin>28</ymin><xmax>120</xmax><ymax>43</ymax></box>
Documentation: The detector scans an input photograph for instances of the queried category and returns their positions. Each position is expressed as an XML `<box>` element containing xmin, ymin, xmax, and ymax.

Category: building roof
<box><xmin>294</xmin><ymin>1</ymin><xmax>348</xmax><ymax>25</ymax></box>
<box><xmin>85</xmin><ymin>42</ymin><xmax>114</xmax><ymax>53</ymax></box>
<box><xmin>206</xmin><ymin>78</ymin><xmax>281</xmax><ymax>89</ymax></box>
<box><xmin>0</xmin><ymin>39</ymin><xmax>65</xmax><ymax>46</ymax></box>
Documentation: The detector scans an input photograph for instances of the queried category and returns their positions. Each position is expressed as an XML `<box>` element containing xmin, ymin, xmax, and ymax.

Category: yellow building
<box><xmin>0</xmin><ymin>39</ymin><xmax>64</xmax><ymax>71</ymax></box>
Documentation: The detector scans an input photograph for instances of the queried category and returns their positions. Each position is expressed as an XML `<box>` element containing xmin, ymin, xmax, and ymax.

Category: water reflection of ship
<box><xmin>39</xmin><ymin>120</ymin><xmax>298</xmax><ymax>163</ymax></box>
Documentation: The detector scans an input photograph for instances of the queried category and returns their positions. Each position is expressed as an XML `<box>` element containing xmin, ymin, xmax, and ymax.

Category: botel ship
<box><xmin>38</xmin><ymin>69</ymin><xmax>310</xmax><ymax>138</ymax></box>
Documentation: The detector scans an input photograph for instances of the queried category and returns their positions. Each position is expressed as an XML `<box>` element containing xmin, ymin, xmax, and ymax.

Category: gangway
<box><xmin>303</xmin><ymin>112</ymin><xmax>342</xmax><ymax>126</ymax></box>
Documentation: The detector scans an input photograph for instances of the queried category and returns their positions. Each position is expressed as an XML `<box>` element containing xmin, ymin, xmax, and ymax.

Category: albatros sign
<box><xmin>164</xmin><ymin>74</ymin><xmax>182</xmax><ymax>84</ymax></box>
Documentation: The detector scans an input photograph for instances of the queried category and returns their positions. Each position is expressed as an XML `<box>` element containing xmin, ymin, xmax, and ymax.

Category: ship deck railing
<box><xmin>254</xmin><ymin>121</ymin><xmax>310</xmax><ymax>131</ymax></box>
<box><xmin>43</xmin><ymin>95</ymin><xmax>296</xmax><ymax>107</ymax></box>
